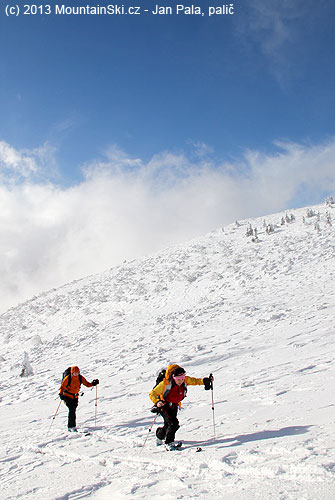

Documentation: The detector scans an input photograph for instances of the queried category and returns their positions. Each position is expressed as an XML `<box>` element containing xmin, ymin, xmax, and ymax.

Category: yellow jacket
<box><xmin>149</xmin><ymin>364</ymin><xmax>204</xmax><ymax>408</ymax></box>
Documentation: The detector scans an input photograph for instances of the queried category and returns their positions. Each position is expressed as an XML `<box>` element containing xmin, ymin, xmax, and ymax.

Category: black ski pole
<box><xmin>210</xmin><ymin>373</ymin><xmax>216</xmax><ymax>438</ymax></box>
<box><xmin>95</xmin><ymin>386</ymin><xmax>98</xmax><ymax>427</ymax></box>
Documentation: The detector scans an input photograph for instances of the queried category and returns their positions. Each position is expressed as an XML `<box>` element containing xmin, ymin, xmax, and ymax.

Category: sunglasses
<box><xmin>173</xmin><ymin>373</ymin><xmax>186</xmax><ymax>380</ymax></box>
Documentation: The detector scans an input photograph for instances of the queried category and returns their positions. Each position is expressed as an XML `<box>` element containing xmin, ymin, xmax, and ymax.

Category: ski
<box><xmin>68</xmin><ymin>430</ymin><xmax>91</xmax><ymax>436</ymax></box>
<box><xmin>165</xmin><ymin>440</ymin><xmax>183</xmax><ymax>451</ymax></box>
<box><xmin>164</xmin><ymin>442</ymin><xmax>202</xmax><ymax>452</ymax></box>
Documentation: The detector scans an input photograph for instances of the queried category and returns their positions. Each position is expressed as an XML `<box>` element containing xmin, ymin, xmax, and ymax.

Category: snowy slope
<box><xmin>1</xmin><ymin>202</ymin><xmax>335</xmax><ymax>500</ymax></box>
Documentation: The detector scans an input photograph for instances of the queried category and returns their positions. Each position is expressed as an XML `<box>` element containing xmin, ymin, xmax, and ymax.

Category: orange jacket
<box><xmin>59</xmin><ymin>366</ymin><xmax>93</xmax><ymax>399</ymax></box>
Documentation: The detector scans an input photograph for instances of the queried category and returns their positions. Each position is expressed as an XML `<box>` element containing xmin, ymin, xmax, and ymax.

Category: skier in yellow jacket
<box><xmin>149</xmin><ymin>364</ymin><xmax>213</xmax><ymax>450</ymax></box>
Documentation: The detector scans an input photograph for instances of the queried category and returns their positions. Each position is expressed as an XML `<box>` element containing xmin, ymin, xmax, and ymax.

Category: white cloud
<box><xmin>0</xmin><ymin>140</ymin><xmax>57</xmax><ymax>183</ymax></box>
<box><xmin>1</xmin><ymin>137</ymin><xmax>335</xmax><ymax>312</ymax></box>
<box><xmin>0</xmin><ymin>141</ymin><xmax>37</xmax><ymax>177</ymax></box>
<box><xmin>237</xmin><ymin>0</ymin><xmax>309</xmax><ymax>83</ymax></box>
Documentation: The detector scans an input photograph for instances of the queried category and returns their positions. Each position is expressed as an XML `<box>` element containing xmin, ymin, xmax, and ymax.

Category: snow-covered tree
<box><xmin>20</xmin><ymin>352</ymin><xmax>34</xmax><ymax>377</ymax></box>
<box><xmin>326</xmin><ymin>213</ymin><xmax>332</xmax><ymax>226</ymax></box>
<box><xmin>325</xmin><ymin>196</ymin><xmax>334</xmax><ymax>206</ymax></box>
<box><xmin>251</xmin><ymin>228</ymin><xmax>259</xmax><ymax>243</ymax></box>
<box><xmin>314</xmin><ymin>221</ymin><xmax>321</xmax><ymax>233</ymax></box>
<box><xmin>246</xmin><ymin>224</ymin><xmax>254</xmax><ymax>237</ymax></box>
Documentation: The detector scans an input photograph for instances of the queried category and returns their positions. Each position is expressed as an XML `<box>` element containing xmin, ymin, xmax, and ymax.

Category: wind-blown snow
<box><xmin>1</xmin><ymin>202</ymin><xmax>335</xmax><ymax>499</ymax></box>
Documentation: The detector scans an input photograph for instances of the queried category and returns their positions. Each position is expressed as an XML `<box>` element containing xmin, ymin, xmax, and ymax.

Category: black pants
<box><xmin>156</xmin><ymin>403</ymin><xmax>180</xmax><ymax>444</ymax></box>
<box><xmin>63</xmin><ymin>396</ymin><xmax>78</xmax><ymax>428</ymax></box>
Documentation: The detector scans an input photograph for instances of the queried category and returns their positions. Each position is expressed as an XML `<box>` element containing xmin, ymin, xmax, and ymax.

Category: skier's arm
<box><xmin>185</xmin><ymin>376</ymin><xmax>205</xmax><ymax>386</ymax></box>
<box><xmin>149</xmin><ymin>381</ymin><xmax>165</xmax><ymax>405</ymax></box>
<box><xmin>81</xmin><ymin>376</ymin><xmax>93</xmax><ymax>388</ymax></box>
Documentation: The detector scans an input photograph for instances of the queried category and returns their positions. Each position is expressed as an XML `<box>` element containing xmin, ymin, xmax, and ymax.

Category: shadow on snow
<box><xmin>182</xmin><ymin>425</ymin><xmax>313</xmax><ymax>449</ymax></box>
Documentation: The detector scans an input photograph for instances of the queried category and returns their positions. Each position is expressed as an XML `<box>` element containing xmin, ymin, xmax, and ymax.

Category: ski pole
<box><xmin>47</xmin><ymin>400</ymin><xmax>62</xmax><ymax>436</ymax></box>
<box><xmin>140</xmin><ymin>414</ymin><xmax>159</xmax><ymax>454</ymax></box>
<box><xmin>210</xmin><ymin>373</ymin><xmax>216</xmax><ymax>438</ymax></box>
<box><xmin>95</xmin><ymin>386</ymin><xmax>98</xmax><ymax>427</ymax></box>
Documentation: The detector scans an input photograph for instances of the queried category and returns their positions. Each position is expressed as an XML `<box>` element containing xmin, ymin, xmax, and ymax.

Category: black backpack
<box><xmin>62</xmin><ymin>367</ymin><xmax>82</xmax><ymax>387</ymax></box>
<box><xmin>154</xmin><ymin>369</ymin><xmax>166</xmax><ymax>388</ymax></box>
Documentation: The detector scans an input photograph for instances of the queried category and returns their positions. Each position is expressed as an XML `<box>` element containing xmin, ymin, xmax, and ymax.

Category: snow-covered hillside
<box><xmin>1</xmin><ymin>202</ymin><xmax>335</xmax><ymax>500</ymax></box>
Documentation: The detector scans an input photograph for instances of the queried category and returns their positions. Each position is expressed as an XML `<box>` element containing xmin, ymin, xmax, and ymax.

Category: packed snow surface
<box><xmin>1</xmin><ymin>203</ymin><xmax>335</xmax><ymax>499</ymax></box>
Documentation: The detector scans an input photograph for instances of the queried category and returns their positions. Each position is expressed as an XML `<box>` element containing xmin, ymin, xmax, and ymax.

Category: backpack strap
<box><xmin>65</xmin><ymin>374</ymin><xmax>82</xmax><ymax>388</ymax></box>
<box><xmin>163</xmin><ymin>381</ymin><xmax>172</xmax><ymax>399</ymax></box>
<box><xmin>63</xmin><ymin>389</ymin><xmax>80</xmax><ymax>398</ymax></box>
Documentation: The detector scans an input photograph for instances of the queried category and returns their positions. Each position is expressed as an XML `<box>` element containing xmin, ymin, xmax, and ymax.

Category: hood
<box><xmin>164</xmin><ymin>364</ymin><xmax>181</xmax><ymax>381</ymax></box>
<box><xmin>71</xmin><ymin>366</ymin><xmax>80</xmax><ymax>375</ymax></box>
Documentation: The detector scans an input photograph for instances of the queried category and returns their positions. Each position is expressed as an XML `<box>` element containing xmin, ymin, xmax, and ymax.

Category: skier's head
<box><xmin>172</xmin><ymin>367</ymin><xmax>186</xmax><ymax>385</ymax></box>
<box><xmin>71</xmin><ymin>366</ymin><xmax>80</xmax><ymax>377</ymax></box>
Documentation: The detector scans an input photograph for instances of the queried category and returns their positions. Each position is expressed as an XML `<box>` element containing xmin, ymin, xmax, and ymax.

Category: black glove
<box><xmin>151</xmin><ymin>403</ymin><xmax>164</xmax><ymax>414</ymax></box>
<box><xmin>203</xmin><ymin>374</ymin><xmax>213</xmax><ymax>390</ymax></box>
<box><xmin>59</xmin><ymin>393</ymin><xmax>65</xmax><ymax>400</ymax></box>
<box><xmin>92</xmin><ymin>379</ymin><xmax>99</xmax><ymax>386</ymax></box>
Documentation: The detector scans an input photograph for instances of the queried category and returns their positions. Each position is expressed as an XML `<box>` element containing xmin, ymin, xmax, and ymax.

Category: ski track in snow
<box><xmin>1</xmin><ymin>203</ymin><xmax>335</xmax><ymax>499</ymax></box>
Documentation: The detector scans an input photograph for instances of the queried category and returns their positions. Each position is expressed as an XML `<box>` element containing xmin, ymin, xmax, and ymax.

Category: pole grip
<box><xmin>209</xmin><ymin>373</ymin><xmax>214</xmax><ymax>391</ymax></box>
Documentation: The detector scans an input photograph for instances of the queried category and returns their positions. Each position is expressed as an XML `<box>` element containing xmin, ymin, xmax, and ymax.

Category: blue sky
<box><xmin>1</xmin><ymin>0</ymin><xmax>334</xmax><ymax>181</ymax></box>
<box><xmin>1</xmin><ymin>0</ymin><xmax>335</xmax><ymax>310</ymax></box>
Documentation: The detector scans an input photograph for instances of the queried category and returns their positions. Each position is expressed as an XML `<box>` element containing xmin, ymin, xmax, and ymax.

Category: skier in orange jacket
<box><xmin>59</xmin><ymin>366</ymin><xmax>99</xmax><ymax>431</ymax></box>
